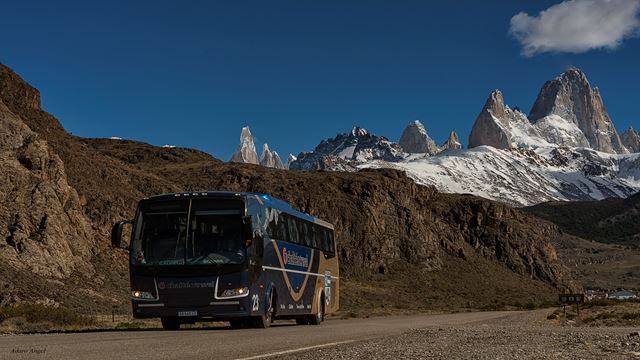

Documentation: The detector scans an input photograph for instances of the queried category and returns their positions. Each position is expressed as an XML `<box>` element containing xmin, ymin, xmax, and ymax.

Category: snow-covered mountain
<box><xmin>469</xmin><ymin>69</ymin><xmax>628</xmax><ymax>154</ymax></box>
<box><xmin>363</xmin><ymin>146</ymin><xmax>640</xmax><ymax>206</ymax></box>
<box><xmin>290</xmin><ymin>126</ymin><xmax>403</xmax><ymax>171</ymax></box>
<box><xmin>288</xmin><ymin>68</ymin><xmax>640</xmax><ymax>206</ymax></box>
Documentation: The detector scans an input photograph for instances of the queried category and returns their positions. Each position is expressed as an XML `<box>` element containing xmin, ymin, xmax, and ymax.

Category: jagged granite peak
<box><xmin>469</xmin><ymin>86</ymin><xmax>593</xmax><ymax>150</ymax></box>
<box><xmin>529</xmin><ymin>68</ymin><xmax>628</xmax><ymax>154</ymax></box>
<box><xmin>468</xmin><ymin>89</ymin><xmax>528</xmax><ymax>149</ymax></box>
<box><xmin>441</xmin><ymin>131</ymin><xmax>462</xmax><ymax>150</ymax></box>
<box><xmin>258</xmin><ymin>144</ymin><xmax>285</xmax><ymax>169</ymax></box>
<box><xmin>399</xmin><ymin>120</ymin><xmax>440</xmax><ymax>155</ymax></box>
<box><xmin>229</xmin><ymin>126</ymin><xmax>258</xmax><ymax>164</ymax></box>
<box><xmin>259</xmin><ymin>143</ymin><xmax>274</xmax><ymax>167</ymax></box>
<box><xmin>290</xmin><ymin>126</ymin><xmax>403</xmax><ymax>170</ymax></box>
<box><xmin>272</xmin><ymin>151</ymin><xmax>285</xmax><ymax>169</ymax></box>
<box><xmin>621</xmin><ymin>127</ymin><xmax>640</xmax><ymax>153</ymax></box>
<box><xmin>285</xmin><ymin>154</ymin><xmax>297</xmax><ymax>169</ymax></box>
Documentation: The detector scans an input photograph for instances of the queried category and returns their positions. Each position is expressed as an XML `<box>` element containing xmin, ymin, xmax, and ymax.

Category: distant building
<box><xmin>608</xmin><ymin>290</ymin><xmax>638</xmax><ymax>300</ymax></box>
<box><xmin>586</xmin><ymin>289</ymin><xmax>608</xmax><ymax>301</ymax></box>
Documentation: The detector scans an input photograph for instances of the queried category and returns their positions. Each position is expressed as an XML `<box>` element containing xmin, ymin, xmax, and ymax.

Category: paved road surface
<box><xmin>0</xmin><ymin>311</ymin><xmax>517</xmax><ymax>360</ymax></box>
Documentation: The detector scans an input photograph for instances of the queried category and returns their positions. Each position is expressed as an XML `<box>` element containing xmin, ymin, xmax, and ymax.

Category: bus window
<box><xmin>310</xmin><ymin>224</ymin><xmax>319</xmax><ymax>249</ymax></box>
<box><xmin>327</xmin><ymin>230</ymin><xmax>335</xmax><ymax>255</ymax></box>
<box><xmin>267</xmin><ymin>209</ymin><xmax>287</xmax><ymax>241</ymax></box>
<box><xmin>286</xmin><ymin>216</ymin><xmax>299</xmax><ymax>244</ymax></box>
<box><xmin>319</xmin><ymin>229</ymin><xmax>335</xmax><ymax>255</ymax></box>
<box><xmin>298</xmin><ymin>220</ymin><xmax>311</xmax><ymax>247</ymax></box>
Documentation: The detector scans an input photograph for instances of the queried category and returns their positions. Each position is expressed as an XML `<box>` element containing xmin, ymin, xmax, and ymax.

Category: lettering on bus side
<box><xmin>282</xmin><ymin>247</ymin><xmax>309</xmax><ymax>268</ymax></box>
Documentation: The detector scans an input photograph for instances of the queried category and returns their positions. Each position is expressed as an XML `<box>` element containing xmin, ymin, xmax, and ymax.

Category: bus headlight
<box><xmin>131</xmin><ymin>290</ymin><xmax>155</xmax><ymax>300</ymax></box>
<box><xmin>220</xmin><ymin>287</ymin><xmax>249</xmax><ymax>298</ymax></box>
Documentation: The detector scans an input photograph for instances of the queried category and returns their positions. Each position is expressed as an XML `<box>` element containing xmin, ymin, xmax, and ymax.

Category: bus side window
<box><xmin>287</xmin><ymin>216</ymin><xmax>299</xmax><ymax>244</ymax></box>
<box><xmin>310</xmin><ymin>224</ymin><xmax>319</xmax><ymax>249</ymax></box>
<box><xmin>267</xmin><ymin>208</ymin><xmax>286</xmax><ymax>241</ymax></box>
<box><xmin>299</xmin><ymin>220</ymin><xmax>311</xmax><ymax>247</ymax></box>
<box><xmin>327</xmin><ymin>230</ymin><xmax>335</xmax><ymax>255</ymax></box>
<box><xmin>320</xmin><ymin>229</ymin><xmax>329</xmax><ymax>253</ymax></box>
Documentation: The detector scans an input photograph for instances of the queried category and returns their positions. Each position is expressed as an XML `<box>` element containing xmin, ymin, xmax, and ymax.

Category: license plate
<box><xmin>177</xmin><ymin>310</ymin><xmax>198</xmax><ymax>317</ymax></box>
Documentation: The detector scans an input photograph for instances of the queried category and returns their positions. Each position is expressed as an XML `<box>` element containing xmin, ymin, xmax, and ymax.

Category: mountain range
<box><xmin>0</xmin><ymin>62</ymin><xmax>579</xmax><ymax>313</ymax></box>
<box><xmin>228</xmin><ymin>68</ymin><xmax>639</xmax><ymax>207</ymax></box>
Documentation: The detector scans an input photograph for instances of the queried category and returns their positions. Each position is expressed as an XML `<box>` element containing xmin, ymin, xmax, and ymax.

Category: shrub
<box><xmin>0</xmin><ymin>304</ymin><xmax>95</xmax><ymax>326</ymax></box>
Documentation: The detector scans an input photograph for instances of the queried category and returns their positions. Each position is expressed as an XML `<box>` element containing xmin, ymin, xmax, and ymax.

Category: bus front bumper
<box><xmin>132</xmin><ymin>300</ymin><xmax>251</xmax><ymax>321</ymax></box>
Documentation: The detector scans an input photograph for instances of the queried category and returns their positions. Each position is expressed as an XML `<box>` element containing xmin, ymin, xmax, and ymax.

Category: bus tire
<box><xmin>307</xmin><ymin>293</ymin><xmax>324</xmax><ymax>325</ymax></box>
<box><xmin>253</xmin><ymin>290</ymin><xmax>275</xmax><ymax>328</ymax></box>
<box><xmin>161</xmin><ymin>317</ymin><xmax>181</xmax><ymax>330</ymax></box>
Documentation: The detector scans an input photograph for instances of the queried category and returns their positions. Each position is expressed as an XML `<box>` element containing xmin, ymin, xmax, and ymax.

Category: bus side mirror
<box><xmin>112</xmin><ymin>220</ymin><xmax>132</xmax><ymax>249</ymax></box>
<box><xmin>242</xmin><ymin>216</ymin><xmax>253</xmax><ymax>247</ymax></box>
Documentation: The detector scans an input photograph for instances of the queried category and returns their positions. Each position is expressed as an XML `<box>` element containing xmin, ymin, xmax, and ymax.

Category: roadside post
<box><xmin>558</xmin><ymin>294</ymin><xmax>585</xmax><ymax>321</ymax></box>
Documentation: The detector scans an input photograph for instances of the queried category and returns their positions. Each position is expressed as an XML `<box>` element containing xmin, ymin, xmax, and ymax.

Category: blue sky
<box><xmin>1</xmin><ymin>0</ymin><xmax>639</xmax><ymax>160</ymax></box>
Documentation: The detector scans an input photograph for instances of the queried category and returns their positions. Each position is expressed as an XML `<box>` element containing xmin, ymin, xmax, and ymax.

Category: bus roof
<box><xmin>143</xmin><ymin>191</ymin><xmax>334</xmax><ymax>229</ymax></box>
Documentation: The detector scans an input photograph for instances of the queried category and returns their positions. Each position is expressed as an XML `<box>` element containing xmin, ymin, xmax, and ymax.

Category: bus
<box><xmin>111</xmin><ymin>191</ymin><xmax>339</xmax><ymax>330</ymax></box>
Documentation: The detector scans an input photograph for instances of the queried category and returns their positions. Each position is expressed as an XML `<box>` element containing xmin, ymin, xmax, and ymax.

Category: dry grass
<box><xmin>547</xmin><ymin>300</ymin><xmax>640</xmax><ymax>327</ymax></box>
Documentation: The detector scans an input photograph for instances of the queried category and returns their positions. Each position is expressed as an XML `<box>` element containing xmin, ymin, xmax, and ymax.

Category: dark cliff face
<box><xmin>529</xmin><ymin>69</ymin><xmax>627</xmax><ymax>154</ymax></box>
<box><xmin>0</xmin><ymin>62</ymin><xmax>579</xmax><ymax>311</ymax></box>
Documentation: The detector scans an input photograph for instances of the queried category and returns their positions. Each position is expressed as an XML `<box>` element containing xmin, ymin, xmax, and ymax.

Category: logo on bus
<box><xmin>282</xmin><ymin>247</ymin><xmax>309</xmax><ymax>268</ymax></box>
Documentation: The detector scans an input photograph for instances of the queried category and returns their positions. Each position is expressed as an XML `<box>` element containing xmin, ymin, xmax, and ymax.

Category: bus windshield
<box><xmin>130</xmin><ymin>199</ymin><xmax>246</xmax><ymax>266</ymax></box>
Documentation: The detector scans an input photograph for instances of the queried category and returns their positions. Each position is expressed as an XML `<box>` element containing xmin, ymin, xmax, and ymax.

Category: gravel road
<box><xmin>281</xmin><ymin>310</ymin><xmax>640</xmax><ymax>359</ymax></box>
<box><xmin>2</xmin><ymin>310</ymin><xmax>639</xmax><ymax>359</ymax></box>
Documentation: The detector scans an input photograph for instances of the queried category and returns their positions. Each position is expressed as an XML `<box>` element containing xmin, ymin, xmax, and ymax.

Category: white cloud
<box><xmin>510</xmin><ymin>0</ymin><xmax>640</xmax><ymax>56</ymax></box>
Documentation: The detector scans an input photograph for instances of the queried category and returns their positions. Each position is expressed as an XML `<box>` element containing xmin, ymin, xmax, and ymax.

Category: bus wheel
<box><xmin>253</xmin><ymin>291</ymin><xmax>275</xmax><ymax>328</ymax></box>
<box><xmin>307</xmin><ymin>294</ymin><xmax>324</xmax><ymax>325</ymax></box>
<box><xmin>161</xmin><ymin>317</ymin><xmax>181</xmax><ymax>330</ymax></box>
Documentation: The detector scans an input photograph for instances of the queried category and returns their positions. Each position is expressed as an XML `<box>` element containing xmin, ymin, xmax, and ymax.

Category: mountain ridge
<box><xmin>0</xmin><ymin>62</ymin><xmax>579</xmax><ymax>312</ymax></box>
<box><xmin>288</xmin><ymin>68</ymin><xmax>639</xmax><ymax>206</ymax></box>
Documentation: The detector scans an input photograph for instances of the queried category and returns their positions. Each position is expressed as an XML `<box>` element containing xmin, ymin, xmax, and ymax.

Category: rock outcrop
<box><xmin>530</xmin><ymin>68</ymin><xmax>628</xmax><ymax>154</ymax></box>
<box><xmin>468</xmin><ymin>90</ymin><xmax>529</xmax><ymax>149</ymax></box>
<box><xmin>441</xmin><ymin>131</ymin><xmax>462</xmax><ymax>150</ymax></box>
<box><xmin>399</xmin><ymin>120</ymin><xmax>439</xmax><ymax>154</ymax></box>
<box><xmin>621</xmin><ymin>128</ymin><xmax>640</xmax><ymax>153</ymax></box>
<box><xmin>0</xmin><ymin>98</ymin><xmax>94</xmax><ymax>280</ymax></box>
<box><xmin>230</xmin><ymin>127</ymin><xmax>258</xmax><ymax>164</ymax></box>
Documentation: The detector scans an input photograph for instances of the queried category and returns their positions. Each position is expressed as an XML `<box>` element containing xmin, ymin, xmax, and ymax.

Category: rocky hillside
<box><xmin>525</xmin><ymin>192</ymin><xmax>640</xmax><ymax>247</ymax></box>
<box><xmin>0</xmin><ymin>62</ymin><xmax>579</xmax><ymax>312</ymax></box>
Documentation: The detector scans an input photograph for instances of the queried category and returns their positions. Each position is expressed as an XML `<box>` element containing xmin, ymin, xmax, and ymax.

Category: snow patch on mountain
<box><xmin>360</xmin><ymin>146</ymin><xmax>640</xmax><ymax>206</ymax></box>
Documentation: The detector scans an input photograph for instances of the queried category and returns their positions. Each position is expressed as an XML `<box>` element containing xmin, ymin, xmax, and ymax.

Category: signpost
<box><xmin>558</xmin><ymin>293</ymin><xmax>585</xmax><ymax>317</ymax></box>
